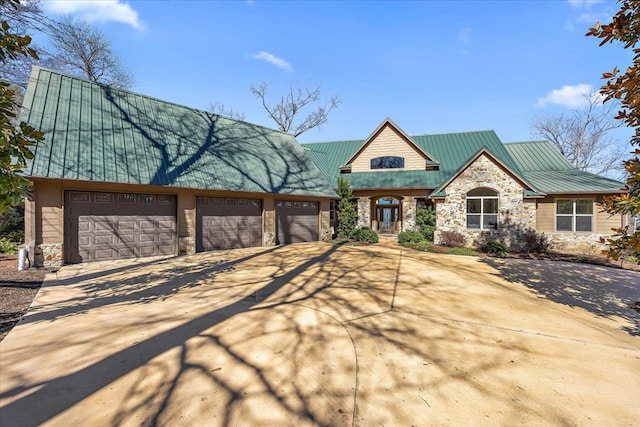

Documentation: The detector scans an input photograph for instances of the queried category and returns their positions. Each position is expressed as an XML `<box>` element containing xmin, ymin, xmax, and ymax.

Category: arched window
<box><xmin>467</xmin><ymin>188</ymin><xmax>498</xmax><ymax>230</ymax></box>
<box><xmin>370</xmin><ymin>156</ymin><xmax>405</xmax><ymax>169</ymax></box>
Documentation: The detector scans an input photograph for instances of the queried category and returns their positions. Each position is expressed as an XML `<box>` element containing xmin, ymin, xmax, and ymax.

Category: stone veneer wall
<box><xmin>179</xmin><ymin>236</ymin><xmax>195</xmax><ymax>255</ymax></box>
<box><xmin>357</xmin><ymin>198</ymin><xmax>371</xmax><ymax>228</ymax></box>
<box><xmin>35</xmin><ymin>243</ymin><xmax>63</xmax><ymax>267</ymax></box>
<box><xmin>402</xmin><ymin>197</ymin><xmax>416</xmax><ymax>232</ymax></box>
<box><xmin>545</xmin><ymin>232</ymin><xmax>611</xmax><ymax>255</ymax></box>
<box><xmin>434</xmin><ymin>154</ymin><xmax>536</xmax><ymax>249</ymax></box>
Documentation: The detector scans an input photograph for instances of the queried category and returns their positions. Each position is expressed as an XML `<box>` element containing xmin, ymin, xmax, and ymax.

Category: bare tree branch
<box><xmin>208</xmin><ymin>102</ymin><xmax>245</xmax><ymax>121</ymax></box>
<box><xmin>531</xmin><ymin>92</ymin><xmax>625</xmax><ymax>177</ymax></box>
<box><xmin>250</xmin><ymin>82</ymin><xmax>340</xmax><ymax>137</ymax></box>
<box><xmin>45</xmin><ymin>16</ymin><xmax>134</xmax><ymax>89</ymax></box>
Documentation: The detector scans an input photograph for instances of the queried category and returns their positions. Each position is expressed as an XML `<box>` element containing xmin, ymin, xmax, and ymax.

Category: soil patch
<box><xmin>0</xmin><ymin>255</ymin><xmax>47</xmax><ymax>342</ymax></box>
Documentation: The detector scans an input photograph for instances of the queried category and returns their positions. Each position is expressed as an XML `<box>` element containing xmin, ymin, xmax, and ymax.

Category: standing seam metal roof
<box><xmin>20</xmin><ymin>67</ymin><xmax>336</xmax><ymax>198</ymax></box>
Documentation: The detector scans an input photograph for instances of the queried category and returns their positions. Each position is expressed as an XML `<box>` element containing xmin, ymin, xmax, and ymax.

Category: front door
<box><xmin>383</xmin><ymin>208</ymin><xmax>392</xmax><ymax>231</ymax></box>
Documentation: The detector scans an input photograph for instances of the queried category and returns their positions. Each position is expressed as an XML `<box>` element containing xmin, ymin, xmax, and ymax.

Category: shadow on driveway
<box><xmin>481</xmin><ymin>258</ymin><xmax>640</xmax><ymax>336</ymax></box>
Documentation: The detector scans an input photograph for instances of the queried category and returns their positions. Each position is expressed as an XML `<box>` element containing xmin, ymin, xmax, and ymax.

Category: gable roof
<box><xmin>430</xmin><ymin>147</ymin><xmax>539</xmax><ymax>198</ymax></box>
<box><xmin>342</xmin><ymin>118</ymin><xmax>438</xmax><ymax>167</ymax></box>
<box><xmin>505</xmin><ymin>141</ymin><xmax>626</xmax><ymax>194</ymax></box>
<box><xmin>301</xmin><ymin>129</ymin><xmax>525</xmax><ymax>191</ymax></box>
<box><xmin>20</xmin><ymin>67</ymin><xmax>336</xmax><ymax>198</ymax></box>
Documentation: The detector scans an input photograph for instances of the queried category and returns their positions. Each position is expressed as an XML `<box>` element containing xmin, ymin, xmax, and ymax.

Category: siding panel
<box><xmin>351</xmin><ymin>126</ymin><xmax>426</xmax><ymax>172</ymax></box>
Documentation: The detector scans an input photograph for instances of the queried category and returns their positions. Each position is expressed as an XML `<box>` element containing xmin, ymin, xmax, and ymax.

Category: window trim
<box><xmin>555</xmin><ymin>198</ymin><xmax>593</xmax><ymax>232</ymax></box>
<box><xmin>466</xmin><ymin>188</ymin><xmax>499</xmax><ymax>230</ymax></box>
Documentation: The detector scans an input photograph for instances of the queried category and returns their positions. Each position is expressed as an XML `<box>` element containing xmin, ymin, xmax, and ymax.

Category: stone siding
<box><xmin>263</xmin><ymin>231</ymin><xmax>275</xmax><ymax>246</ymax></box>
<box><xmin>545</xmin><ymin>232</ymin><xmax>611</xmax><ymax>255</ymax></box>
<box><xmin>402</xmin><ymin>198</ymin><xmax>416</xmax><ymax>232</ymax></box>
<box><xmin>434</xmin><ymin>154</ymin><xmax>535</xmax><ymax>249</ymax></box>
<box><xmin>357</xmin><ymin>198</ymin><xmax>371</xmax><ymax>228</ymax></box>
<box><xmin>35</xmin><ymin>243</ymin><xmax>63</xmax><ymax>267</ymax></box>
<box><xmin>178</xmin><ymin>236</ymin><xmax>195</xmax><ymax>255</ymax></box>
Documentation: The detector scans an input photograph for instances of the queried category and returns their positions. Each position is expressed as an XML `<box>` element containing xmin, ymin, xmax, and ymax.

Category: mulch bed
<box><xmin>0</xmin><ymin>255</ymin><xmax>47</xmax><ymax>342</ymax></box>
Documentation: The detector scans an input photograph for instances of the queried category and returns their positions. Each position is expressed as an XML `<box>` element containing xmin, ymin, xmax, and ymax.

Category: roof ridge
<box><xmin>30</xmin><ymin>66</ymin><xmax>290</xmax><ymax>137</ymax></box>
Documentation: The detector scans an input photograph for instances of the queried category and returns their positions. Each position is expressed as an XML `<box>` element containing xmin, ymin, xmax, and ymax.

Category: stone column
<box><xmin>263</xmin><ymin>197</ymin><xmax>276</xmax><ymax>246</ymax></box>
<box><xmin>357</xmin><ymin>197</ymin><xmax>370</xmax><ymax>228</ymax></box>
<box><xmin>319</xmin><ymin>199</ymin><xmax>332</xmax><ymax>241</ymax></box>
<box><xmin>402</xmin><ymin>196</ymin><xmax>416</xmax><ymax>232</ymax></box>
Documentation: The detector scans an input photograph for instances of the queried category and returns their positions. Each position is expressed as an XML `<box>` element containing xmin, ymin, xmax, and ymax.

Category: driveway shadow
<box><xmin>481</xmin><ymin>258</ymin><xmax>640</xmax><ymax>336</ymax></box>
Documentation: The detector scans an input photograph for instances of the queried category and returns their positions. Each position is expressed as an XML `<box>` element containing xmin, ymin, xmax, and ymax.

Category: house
<box><xmin>20</xmin><ymin>67</ymin><xmax>627</xmax><ymax>266</ymax></box>
<box><xmin>20</xmin><ymin>67</ymin><xmax>336</xmax><ymax>266</ymax></box>
<box><xmin>301</xmin><ymin>118</ymin><xmax>628</xmax><ymax>252</ymax></box>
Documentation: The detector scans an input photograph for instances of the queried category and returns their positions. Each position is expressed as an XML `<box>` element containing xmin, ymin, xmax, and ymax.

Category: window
<box><xmin>370</xmin><ymin>156</ymin><xmax>405</xmax><ymax>169</ymax></box>
<box><xmin>556</xmin><ymin>199</ymin><xmax>593</xmax><ymax>232</ymax></box>
<box><xmin>466</xmin><ymin>188</ymin><xmax>498</xmax><ymax>230</ymax></box>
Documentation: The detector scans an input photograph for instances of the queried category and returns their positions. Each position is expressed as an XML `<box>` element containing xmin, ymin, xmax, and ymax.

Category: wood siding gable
<box><xmin>345</xmin><ymin>118</ymin><xmax>438</xmax><ymax>172</ymax></box>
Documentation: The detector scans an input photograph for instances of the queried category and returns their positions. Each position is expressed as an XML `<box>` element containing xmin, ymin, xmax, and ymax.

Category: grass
<box><xmin>448</xmin><ymin>247</ymin><xmax>478</xmax><ymax>256</ymax></box>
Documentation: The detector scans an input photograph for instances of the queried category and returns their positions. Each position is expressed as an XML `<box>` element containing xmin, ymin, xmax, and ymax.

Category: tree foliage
<box><xmin>531</xmin><ymin>92</ymin><xmax>624</xmax><ymax>176</ymax></box>
<box><xmin>1</xmin><ymin>0</ymin><xmax>44</xmax><ymax>214</ymax></box>
<box><xmin>336</xmin><ymin>177</ymin><xmax>357</xmax><ymax>238</ymax></box>
<box><xmin>0</xmin><ymin>0</ymin><xmax>47</xmax><ymax>88</ymax></box>
<box><xmin>586</xmin><ymin>0</ymin><xmax>640</xmax><ymax>260</ymax></box>
<box><xmin>250</xmin><ymin>82</ymin><xmax>339</xmax><ymax>137</ymax></box>
<box><xmin>416</xmin><ymin>205</ymin><xmax>436</xmax><ymax>241</ymax></box>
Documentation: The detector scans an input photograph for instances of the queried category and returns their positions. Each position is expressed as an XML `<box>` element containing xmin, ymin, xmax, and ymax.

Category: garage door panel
<box><xmin>94</xmin><ymin>234</ymin><xmax>115</xmax><ymax>245</ymax></box>
<box><xmin>276</xmin><ymin>201</ymin><xmax>319</xmax><ymax>245</ymax></box>
<box><xmin>65</xmin><ymin>192</ymin><xmax>177</xmax><ymax>264</ymax></box>
<box><xmin>196</xmin><ymin>198</ymin><xmax>262</xmax><ymax>252</ymax></box>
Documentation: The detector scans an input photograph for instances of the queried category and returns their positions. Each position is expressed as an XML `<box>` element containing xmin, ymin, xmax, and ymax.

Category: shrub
<box><xmin>348</xmin><ymin>227</ymin><xmax>378</xmax><ymax>243</ymax></box>
<box><xmin>414</xmin><ymin>240</ymin><xmax>432</xmax><ymax>251</ymax></box>
<box><xmin>480</xmin><ymin>239</ymin><xmax>508</xmax><ymax>258</ymax></box>
<box><xmin>398</xmin><ymin>230</ymin><xmax>424</xmax><ymax>246</ymax></box>
<box><xmin>439</xmin><ymin>230</ymin><xmax>465</xmax><ymax>247</ymax></box>
<box><xmin>523</xmin><ymin>230</ymin><xmax>550</xmax><ymax>254</ymax></box>
<box><xmin>416</xmin><ymin>206</ymin><xmax>436</xmax><ymax>241</ymax></box>
<box><xmin>336</xmin><ymin>177</ymin><xmax>357</xmax><ymax>238</ymax></box>
<box><xmin>449</xmin><ymin>247</ymin><xmax>477</xmax><ymax>256</ymax></box>
<box><xmin>356</xmin><ymin>228</ymin><xmax>379</xmax><ymax>243</ymax></box>
<box><xmin>0</xmin><ymin>237</ymin><xmax>19</xmax><ymax>254</ymax></box>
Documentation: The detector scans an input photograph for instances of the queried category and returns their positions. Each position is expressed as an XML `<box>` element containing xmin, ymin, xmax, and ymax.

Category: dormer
<box><xmin>341</xmin><ymin>118</ymin><xmax>439</xmax><ymax>172</ymax></box>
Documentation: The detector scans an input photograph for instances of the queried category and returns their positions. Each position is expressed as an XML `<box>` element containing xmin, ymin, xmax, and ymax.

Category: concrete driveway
<box><xmin>1</xmin><ymin>241</ymin><xmax>639</xmax><ymax>426</ymax></box>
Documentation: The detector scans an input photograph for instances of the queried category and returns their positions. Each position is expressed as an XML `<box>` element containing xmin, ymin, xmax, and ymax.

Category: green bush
<box><xmin>480</xmin><ymin>239</ymin><xmax>508</xmax><ymax>258</ymax></box>
<box><xmin>414</xmin><ymin>240</ymin><xmax>432</xmax><ymax>251</ymax></box>
<box><xmin>398</xmin><ymin>230</ymin><xmax>424</xmax><ymax>246</ymax></box>
<box><xmin>336</xmin><ymin>177</ymin><xmax>357</xmax><ymax>238</ymax></box>
<box><xmin>416</xmin><ymin>206</ymin><xmax>436</xmax><ymax>241</ymax></box>
<box><xmin>0</xmin><ymin>237</ymin><xmax>19</xmax><ymax>254</ymax></box>
<box><xmin>449</xmin><ymin>247</ymin><xmax>478</xmax><ymax>256</ymax></box>
<box><xmin>356</xmin><ymin>228</ymin><xmax>379</xmax><ymax>243</ymax></box>
<box><xmin>348</xmin><ymin>228</ymin><xmax>378</xmax><ymax>243</ymax></box>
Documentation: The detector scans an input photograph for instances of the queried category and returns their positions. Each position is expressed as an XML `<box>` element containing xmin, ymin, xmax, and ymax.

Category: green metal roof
<box><xmin>505</xmin><ymin>141</ymin><xmax>625</xmax><ymax>194</ymax></box>
<box><xmin>505</xmin><ymin>140</ymin><xmax>574</xmax><ymax>171</ymax></box>
<box><xmin>20</xmin><ymin>67</ymin><xmax>336</xmax><ymax>198</ymax></box>
<box><xmin>301</xmin><ymin>129</ymin><xmax>525</xmax><ymax>191</ymax></box>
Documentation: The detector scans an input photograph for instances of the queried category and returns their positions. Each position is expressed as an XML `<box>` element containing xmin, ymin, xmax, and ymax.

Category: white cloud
<box><xmin>250</xmin><ymin>51</ymin><xmax>292</xmax><ymax>73</ymax></box>
<box><xmin>568</xmin><ymin>0</ymin><xmax>605</xmax><ymax>9</ymax></box>
<box><xmin>43</xmin><ymin>1</ymin><xmax>144</xmax><ymax>30</ymax></box>
<box><xmin>536</xmin><ymin>84</ymin><xmax>601</xmax><ymax>108</ymax></box>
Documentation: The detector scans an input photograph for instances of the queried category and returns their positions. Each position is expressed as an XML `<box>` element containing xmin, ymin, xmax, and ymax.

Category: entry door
<box><xmin>383</xmin><ymin>208</ymin><xmax>392</xmax><ymax>230</ymax></box>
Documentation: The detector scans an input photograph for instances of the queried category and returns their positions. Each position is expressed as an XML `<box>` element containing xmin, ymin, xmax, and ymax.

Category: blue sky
<box><xmin>38</xmin><ymin>0</ymin><xmax>631</xmax><ymax>147</ymax></box>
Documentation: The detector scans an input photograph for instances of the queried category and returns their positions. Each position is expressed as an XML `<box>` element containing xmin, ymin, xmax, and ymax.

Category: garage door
<box><xmin>276</xmin><ymin>200</ymin><xmax>319</xmax><ymax>244</ymax></box>
<box><xmin>196</xmin><ymin>197</ymin><xmax>262</xmax><ymax>251</ymax></box>
<box><xmin>64</xmin><ymin>191</ymin><xmax>177</xmax><ymax>264</ymax></box>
